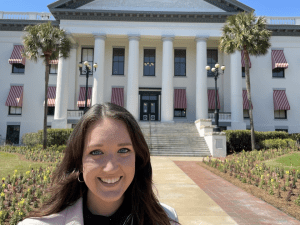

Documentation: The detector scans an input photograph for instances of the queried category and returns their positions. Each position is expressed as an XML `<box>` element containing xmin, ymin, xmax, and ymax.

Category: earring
<box><xmin>78</xmin><ymin>172</ymin><xmax>85</xmax><ymax>183</ymax></box>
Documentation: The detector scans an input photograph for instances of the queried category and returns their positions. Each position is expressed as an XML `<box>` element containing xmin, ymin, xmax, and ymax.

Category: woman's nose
<box><xmin>102</xmin><ymin>156</ymin><xmax>119</xmax><ymax>172</ymax></box>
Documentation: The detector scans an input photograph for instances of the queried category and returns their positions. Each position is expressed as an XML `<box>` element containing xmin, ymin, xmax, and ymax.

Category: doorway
<box><xmin>140</xmin><ymin>91</ymin><xmax>160</xmax><ymax>121</ymax></box>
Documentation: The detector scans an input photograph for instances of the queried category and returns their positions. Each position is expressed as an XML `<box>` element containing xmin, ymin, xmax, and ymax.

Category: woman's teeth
<box><xmin>99</xmin><ymin>177</ymin><xmax>121</xmax><ymax>184</ymax></box>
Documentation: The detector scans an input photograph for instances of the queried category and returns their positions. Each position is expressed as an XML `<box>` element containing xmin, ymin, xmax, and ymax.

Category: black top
<box><xmin>83</xmin><ymin>192</ymin><xmax>133</xmax><ymax>225</ymax></box>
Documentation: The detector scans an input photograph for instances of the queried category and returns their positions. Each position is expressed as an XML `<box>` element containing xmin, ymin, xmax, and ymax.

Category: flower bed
<box><xmin>0</xmin><ymin>146</ymin><xmax>62</xmax><ymax>224</ymax></box>
<box><xmin>198</xmin><ymin>147</ymin><xmax>300</xmax><ymax>221</ymax></box>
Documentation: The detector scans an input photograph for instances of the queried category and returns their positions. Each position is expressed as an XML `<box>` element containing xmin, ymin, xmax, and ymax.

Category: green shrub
<box><xmin>224</xmin><ymin>130</ymin><xmax>295</xmax><ymax>152</ymax></box>
<box><xmin>22</xmin><ymin>129</ymin><xmax>73</xmax><ymax>147</ymax></box>
<box><xmin>261</xmin><ymin>138</ymin><xmax>296</xmax><ymax>149</ymax></box>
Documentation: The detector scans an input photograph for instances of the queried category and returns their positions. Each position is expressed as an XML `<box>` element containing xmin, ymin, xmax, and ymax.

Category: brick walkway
<box><xmin>174</xmin><ymin>161</ymin><xmax>300</xmax><ymax>225</ymax></box>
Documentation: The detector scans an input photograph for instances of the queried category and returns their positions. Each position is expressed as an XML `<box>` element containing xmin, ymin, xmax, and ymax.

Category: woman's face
<box><xmin>82</xmin><ymin>117</ymin><xmax>135</xmax><ymax>205</ymax></box>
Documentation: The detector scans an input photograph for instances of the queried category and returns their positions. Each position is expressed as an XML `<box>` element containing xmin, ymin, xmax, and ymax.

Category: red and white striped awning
<box><xmin>5</xmin><ymin>86</ymin><xmax>24</xmax><ymax>107</ymax></box>
<box><xmin>241</xmin><ymin>50</ymin><xmax>251</xmax><ymax>68</ymax></box>
<box><xmin>9</xmin><ymin>45</ymin><xmax>26</xmax><ymax>65</ymax></box>
<box><xmin>273</xmin><ymin>90</ymin><xmax>290</xmax><ymax>110</ymax></box>
<box><xmin>242</xmin><ymin>90</ymin><xmax>253</xmax><ymax>109</ymax></box>
<box><xmin>111</xmin><ymin>88</ymin><xmax>124</xmax><ymax>107</ymax></box>
<box><xmin>47</xmin><ymin>87</ymin><xmax>56</xmax><ymax>107</ymax></box>
<box><xmin>49</xmin><ymin>59</ymin><xmax>58</xmax><ymax>65</ymax></box>
<box><xmin>174</xmin><ymin>89</ymin><xmax>187</xmax><ymax>109</ymax></box>
<box><xmin>272</xmin><ymin>50</ymin><xmax>288</xmax><ymax>70</ymax></box>
<box><xmin>208</xmin><ymin>89</ymin><xmax>220</xmax><ymax>110</ymax></box>
<box><xmin>77</xmin><ymin>87</ymin><xmax>92</xmax><ymax>108</ymax></box>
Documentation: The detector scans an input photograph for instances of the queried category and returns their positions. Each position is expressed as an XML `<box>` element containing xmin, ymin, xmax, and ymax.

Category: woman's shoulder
<box><xmin>17</xmin><ymin>213</ymin><xmax>66</xmax><ymax>225</ymax></box>
<box><xmin>17</xmin><ymin>198</ymin><xmax>84</xmax><ymax>225</ymax></box>
<box><xmin>159</xmin><ymin>202</ymin><xmax>179</xmax><ymax>223</ymax></box>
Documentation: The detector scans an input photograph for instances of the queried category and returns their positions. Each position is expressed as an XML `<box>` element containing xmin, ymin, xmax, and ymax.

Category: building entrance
<box><xmin>140</xmin><ymin>91</ymin><xmax>160</xmax><ymax>121</ymax></box>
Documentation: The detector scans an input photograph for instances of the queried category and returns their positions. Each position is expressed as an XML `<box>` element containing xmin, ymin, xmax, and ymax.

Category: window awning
<box><xmin>241</xmin><ymin>50</ymin><xmax>251</xmax><ymax>68</ymax></box>
<box><xmin>77</xmin><ymin>87</ymin><xmax>92</xmax><ymax>108</ymax></box>
<box><xmin>174</xmin><ymin>89</ymin><xmax>187</xmax><ymax>109</ymax></box>
<box><xmin>272</xmin><ymin>50</ymin><xmax>288</xmax><ymax>70</ymax></box>
<box><xmin>111</xmin><ymin>88</ymin><xmax>124</xmax><ymax>107</ymax></box>
<box><xmin>47</xmin><ymin>87</ymin><xmax>56</xmax><ymax>107</ymax></box>
<box><xmin>49</xmin><ymin>59</ymin><xmax>58</xmax><ymax>65</ymax></box>
<box><xmin>5</xmin><ymin>86</ymin><xmax>24</xmax><ymax>107</ymax></box>
<box><xmin>273</xmin><ymin>90</ymin><xmax>290</xmax><ymax>110</ymax></box>
<box><xmin>208</xmin><ymin>89</ymin><xmax>220</xmax><ymax>110</ymax></box>
<box><xmin>9</xmin><ymin>45</ymin><xmax>26</xmax><ymax>65</ymax></box>
<box><xmin>243</xmin><ymin>90</ymin><xmax>253</xmax><ymax>109</ymax></box>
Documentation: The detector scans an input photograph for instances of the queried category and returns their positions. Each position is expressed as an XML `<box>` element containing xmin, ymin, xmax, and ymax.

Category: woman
<box><xmin>19</xmin><ymin>103</ymin><xmax>180</xmax><ymax>225</ymax></box>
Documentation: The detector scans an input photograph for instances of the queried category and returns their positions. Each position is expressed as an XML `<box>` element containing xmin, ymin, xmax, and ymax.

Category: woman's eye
<box><xmin>90</xmin><ymin>150</ymin><xmax>102</xmax><ymax>155</ymax></box>
<box><xmin>119</xmin><ymin>148</ymin><xmax>130</xmax><ymax>153</ymax></box>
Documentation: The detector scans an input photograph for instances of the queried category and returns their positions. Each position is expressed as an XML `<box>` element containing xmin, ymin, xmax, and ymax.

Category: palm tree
<box><xmin>22</xmin><ymin>21</ymin><xmax>72</xmax><ymax>149</ymax></box>
<box><xmin>219</xmin><ymin>11</ymin><xmax>272</xmax><ymax>151</ymax></box>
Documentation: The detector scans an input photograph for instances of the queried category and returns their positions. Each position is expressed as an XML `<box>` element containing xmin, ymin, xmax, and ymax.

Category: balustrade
<box><xmin>208</xmin><ymin>112</ymin><xmax>231</xmax><ymax>122</ymax></box>
<box><xmin>67</xmin><ymin>110</ymin><xmax>84</xmax><ymax>119</ymax></box>
<box><xmin>0</xmin><ymin>12</ymin><xmax>54</xmax><ymax>20</ymax></box>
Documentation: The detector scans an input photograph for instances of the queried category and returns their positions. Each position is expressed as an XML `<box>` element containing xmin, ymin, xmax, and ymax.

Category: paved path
<box><xmin>150</xmin><ymin>156</ymin><xmax>300</xmax><ymax>225</ymax></box>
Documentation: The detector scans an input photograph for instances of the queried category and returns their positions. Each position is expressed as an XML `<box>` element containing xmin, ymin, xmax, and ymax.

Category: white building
<box><xmin>1</xmin><ymin>0</ymin><xmax>300</xmax><ymax>145</ymax></box>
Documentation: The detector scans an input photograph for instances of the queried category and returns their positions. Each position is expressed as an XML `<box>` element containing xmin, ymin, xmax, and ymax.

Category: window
<box><xmin>242</xmin><ymin>67</ymin><xmax>245</xmax><ymax>77</ymax></box>
<box><xmin>6</xmin><ymin>125</ymin><xmax>20</xmax><ymax>145</ymax></box>
<box><xmin>243</xmin><ymin>109</ymin><xmax>249</xmax><ymax>118</ymax></box>
<box><xmin>174</xmin><ymin>109</ymin><xmax>186</xmax><ymax>117</ymax></box>
<box><xmin>207</xmin><ymin>49</ymin><xmax>218</xmax><ymax>77</ymax></box>
<box><xmin>208</xmin><ymin>109</ymin><xmax>215</xmax><ymax>113</ymax></box>
<box><xmin>274</xmin><ymin>110</ymin><xmax>287</xmax><ymax>119</ymax></box>
<box><xmin>9</xmin><ymin>106</ymin><xmax>22</xmax><ymax>115</ymax></box>
<box><xmin>49</xmin><ymin>64</ymin><xmax>58</xmax><ymax>74</ymax></box>
<box><xmin>275</xmin><ymin>129</ymin><xmax>288</xmax><ymax>132</ymax></box>
<box><xmin>47</xmin><ymin>107</ymin><xmax>55</xmax><ymax>116</ymax></box>
<box><xmin>272</xmin><ymin>68</ymin><xmax>284</xmax><ymax>78</ymax></box>
<box><xmin>174</xmin><ymin>50</ymin><xmax>186</xmax><ymax>76</ymax></box>
<box><xmin>12</xmin><ymin>63</ymin><xmax>25</xmax><ymax>73</ymax></box>
<box><xmin>112</xmin><ymin>48</ymin><xmax>125</xmax><ymax>75</ymax></box>
<box><xmin>79</xmin><ymin>107</ymin><xmax>90</xmax><ymax>111</ymax></box>
<box><xmin>81</xmin><ymin>48</ymin><xmax>94</xmax><ymax>75</ymax></box>
<box><xmin>144</xmin><ymin>49</ymin><xmax>155</xmax><ymax>76</ymax></box>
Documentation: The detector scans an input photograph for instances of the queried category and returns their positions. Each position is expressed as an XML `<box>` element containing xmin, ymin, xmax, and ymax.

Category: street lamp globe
<box><xmin>84</xmin><ymin>61</ymin><xmax>89</xmax><ymax>66</ymax></box>
<box><xmin>215</xmin><ymin>63</ymin><xmax>220</xmax><ymax>68</ymax></box>
<box><xmin>221</xmin><ymin>65</ymin><xmax>226</xmax><ymax>71</ymax></box>
<box><xmin>205</xmin><ymin>66</ymin><xmax>211</xmax><ymax>71</ymax></box>
<box><xmin>211</xmin><ymin>68</ymin><xmax>216</xmax><ymax>72</ymax></box>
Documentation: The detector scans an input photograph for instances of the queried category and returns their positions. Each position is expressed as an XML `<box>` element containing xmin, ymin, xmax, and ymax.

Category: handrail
<box><xmin>148</xmin><ymin>114</ymin><xmax>152</xmax><ymax>151</ymax></box>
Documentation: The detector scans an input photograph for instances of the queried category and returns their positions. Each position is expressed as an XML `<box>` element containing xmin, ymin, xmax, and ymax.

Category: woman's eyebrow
<box><xmin>87</xmin><ymin>143</ymin><xmax>132</xmax><ymax>148</ymax></box>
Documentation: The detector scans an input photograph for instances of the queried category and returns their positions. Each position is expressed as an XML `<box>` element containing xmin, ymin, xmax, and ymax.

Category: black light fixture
<box><xmin>205</xmin><ymin>63</ymin><xmax>226</xmax><ymax>132</ymax></box>
<box><xmin>78</xmin><ymin>61</ymin><xmax>98</xmax><ymax>114</ymax></box>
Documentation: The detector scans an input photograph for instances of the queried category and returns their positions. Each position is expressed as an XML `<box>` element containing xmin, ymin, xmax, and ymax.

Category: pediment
<box><xmin>48</xmin><ymin>0</ymin><xmax>253</xmax><ymax>13</ymax></box>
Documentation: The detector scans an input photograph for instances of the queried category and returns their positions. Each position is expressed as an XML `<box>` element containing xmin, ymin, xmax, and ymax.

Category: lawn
<box><xmin>0</xmin><ymin>152</ymin><xmax>51</xmax><ymax>179</ymax></box>
<box><xmin>197</xmin><ymin>148</ymin><xmax>300</xmax><ymax>221</ymax></box>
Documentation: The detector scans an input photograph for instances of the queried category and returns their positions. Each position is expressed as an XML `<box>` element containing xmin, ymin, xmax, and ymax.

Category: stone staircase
<box><xmin>138</xmin><ymin>122</ymin><xmax>211</xmax><ymax>157</ymax></box>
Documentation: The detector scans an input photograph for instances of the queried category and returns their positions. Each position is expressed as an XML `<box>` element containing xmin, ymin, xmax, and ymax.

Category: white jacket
<box><xmin>18</xmin><ymin>197</ymin><xmax>179</xmax><ymax>225</ymax></box>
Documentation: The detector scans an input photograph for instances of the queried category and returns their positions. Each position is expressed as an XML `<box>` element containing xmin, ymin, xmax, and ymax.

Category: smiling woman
<box><xmin>18</xmin><ymin>103</ymin><xmax>180</xmax><ymax>225</ymax></box>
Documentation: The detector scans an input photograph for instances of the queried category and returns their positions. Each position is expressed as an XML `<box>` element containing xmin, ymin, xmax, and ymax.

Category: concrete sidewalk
<box><xmin>151</xmin><ymin>156</ymin><xmax>300</xmax><ymax>225</ymax></box>
<box><xmin>151</xmin><ymin>156</ymin><xmax>238</xmax><ymax>225</ymax></box>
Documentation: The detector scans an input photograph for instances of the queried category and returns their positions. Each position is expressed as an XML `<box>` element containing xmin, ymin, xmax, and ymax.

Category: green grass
<box><xmin>264</xmin><ymin>152</ymin><xmax>300</xmax><ymax>171</ymax></box>
<box><xmin>0</xmin><ymin>152</ymin><xmax>52</xmax><ymax>179</ymax></box>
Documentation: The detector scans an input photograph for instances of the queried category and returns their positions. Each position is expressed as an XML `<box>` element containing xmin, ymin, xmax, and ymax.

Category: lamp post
<box><xmin>205</xmin><ymin>63</ymin><xmax>225</xmax><ymax>132</ymax></box>
<box><xmin>78</xmin><ymin>61</ymin><xmax>97</xmax><ymax>114</ymax></box>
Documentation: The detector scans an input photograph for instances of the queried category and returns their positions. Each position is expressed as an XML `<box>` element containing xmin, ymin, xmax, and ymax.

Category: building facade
<box><xmin>1</xmin><ymin>0</ymin><xmax>300</xmax><ymax>145</ymax></box>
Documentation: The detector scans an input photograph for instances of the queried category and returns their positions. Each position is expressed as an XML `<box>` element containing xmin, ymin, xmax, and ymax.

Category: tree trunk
<box><xmin>43</xmin><ymin>55</ymin><xmax>50</xmax><ymax>149</ymax></box>
<box><xmin>244</xmin><ymin>49</ymin><xmax>255</xmax><ymax>151</ymax></box>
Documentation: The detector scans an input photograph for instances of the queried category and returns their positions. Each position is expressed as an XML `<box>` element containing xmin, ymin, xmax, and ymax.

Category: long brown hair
<box><xmin>25</xmin><ymin>103</ymin><xmax>180</xmax><ymax>225</ymax></box>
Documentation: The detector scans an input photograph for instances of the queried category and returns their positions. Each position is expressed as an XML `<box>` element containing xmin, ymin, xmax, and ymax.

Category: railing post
<box><xmin>28</xmin><ymin>12</ymin><xmax>37</xmax><ymax>20</ymax></box>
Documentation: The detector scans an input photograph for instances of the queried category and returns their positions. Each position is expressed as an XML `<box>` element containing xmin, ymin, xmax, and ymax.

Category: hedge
<box><xmin>261</xmin><ymin>138</ymin><xmax>296</xmax><ymax>149</ymax></box>
<box><xmin>224</xmin><ymin>130</ymin><xmax>299</xmax><ymax>152</ymax></box>
<box><xmin>22</xmin><ymin>129</ymin><xmax>73</xmax><ymax>147</ymax></box>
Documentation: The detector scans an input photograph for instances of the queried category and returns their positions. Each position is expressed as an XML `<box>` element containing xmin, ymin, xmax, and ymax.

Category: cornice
<box><xmin>267</xmin><ymin>25</ymin><xmax>300</xmax><ymax>36</ymax></box>
<box><xmin>0</xmin><ymin>20</ymin><xmax>59</xmax><ymax>31</ymax></box>
<box><xmin>50</xmin><ymin>9</ymin><xmax>234</xmax><ymax>23</ymax></box>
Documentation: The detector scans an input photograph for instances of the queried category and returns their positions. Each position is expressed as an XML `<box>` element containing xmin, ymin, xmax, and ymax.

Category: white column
<box><xmin>52</xmin><ymin>54</ymin><xmax>70</xmax><ymax>128</ymax></box>
<box><xmin>67</xmin><ymin>45</ymin><xmax>78</xmax><ymax>110</ymax></box>
<box><xmin>161</xmin><ymin>36</ymin><xmax>174</xmax><ymax>122</ymax></box>
<box><xmin>126</xmin><ymin>35</ymin><xmax>140</xmax><ymax>120</ymax></box>
<box><xmin>92</xmin><ymin>34</ymin><xmax>106</xmax><ymax>106</ymax></box>
<box><xmin>230</xmin><ymin>51</ymin><xmax>246</xmax><ymax>130</ymax></box>
<box><xmin>195</xmin><ymin>36</ymin><xmax>209</xmax><ymax>120</ymax></box>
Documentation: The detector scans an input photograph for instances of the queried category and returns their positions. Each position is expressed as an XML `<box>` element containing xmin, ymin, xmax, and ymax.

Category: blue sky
<box><xmin>1</xmin><ymin>0</ymin><xmax>299</xmax><ymax>17</ymax></box>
